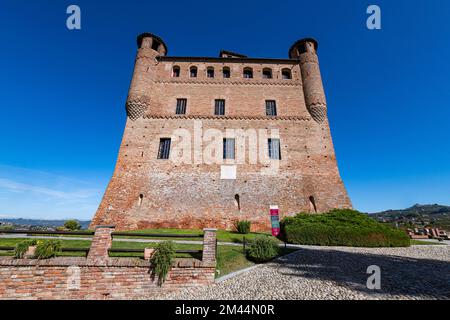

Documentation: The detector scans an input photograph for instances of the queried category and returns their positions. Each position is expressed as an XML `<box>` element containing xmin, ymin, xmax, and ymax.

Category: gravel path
<box><xmin>159</xmin><ymin>245</ymin><xmax>450</xmax><ymax>300</ymax></box>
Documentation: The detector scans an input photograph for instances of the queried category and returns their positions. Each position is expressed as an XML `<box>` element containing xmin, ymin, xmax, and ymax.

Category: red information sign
<box><xmin>270</xmin><ymin>205</ymin><xmax>280</xmax><ymax>236</ymax></box>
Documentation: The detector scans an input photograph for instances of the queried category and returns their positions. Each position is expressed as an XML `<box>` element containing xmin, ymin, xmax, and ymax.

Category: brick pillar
<box><xmin>202</xmin><ymin>228</ymin><xmax>217</xmax><ymax>266</ymax></box>
<box><xmin>87</xmin><ymin>225</ymin><xmax>115</xmax><ymax>262</ymax></box>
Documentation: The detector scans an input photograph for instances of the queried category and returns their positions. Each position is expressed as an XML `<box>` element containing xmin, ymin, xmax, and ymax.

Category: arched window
<box><xmin>243</xmin><ymin>67</ymin><xmax>253</xmax><ymax>79</ymax></box>
<box><xmin>138</xmin><ymin>194</ymin><xmax>144</xmax><ymax>207</ymax></box>
<box><xmin>172</xmin><ymin>66</ymin><xmax>180</xmax><ymax>77</ymax></box>
<box><xmin>151</xmin><ymin>39</ymin><xmax>161</xmax><ymax>51</ymax></box>
<box><xmin>223</xmin><ymin>67</ymin><xmax>231</xmax><ymax>78</ymax></box>
<box><xmin>309</xmin><ymin>196</ymin><xmax>317</xmax><ymax>213</ymax></box>
<box><xmin>234</xmin><ymin>194</ymin><xmax>241</xmax><ymax>211</ymax></box>
<box><xmin>207</xmin><ymin>67</ymin><xmax>215</xmax><ymax>78</ymax></box>
<box><xmin>190</xmin><ymin>66</ymin><xmax>197</xmax><ymax>78</ymax></box>
<box><xmin>262</xmin><ymin>68</ymin><xmax>272</xmax><ymax>79</ymax></box>
<box><xmin>281</xmin><ymin>68</ymin><xmax>292</xmax><ymax>80</ymax></box>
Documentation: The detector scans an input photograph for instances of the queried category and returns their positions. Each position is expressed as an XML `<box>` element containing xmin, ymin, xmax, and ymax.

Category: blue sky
<box><xmin>0</xmin><ymin>0</ymin><xmax>449</xmax><ymax>220</ymax></box>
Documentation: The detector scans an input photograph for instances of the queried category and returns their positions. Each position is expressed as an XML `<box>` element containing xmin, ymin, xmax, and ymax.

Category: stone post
<box><xmin>202</xmin><ymin>228</ymin><xmax>217</xmax><ymax>266</ymax></box>
<box><xmin>87</xmin><ymin>225</ymin><xmax>115</xmax><ymax>262</ymax></box>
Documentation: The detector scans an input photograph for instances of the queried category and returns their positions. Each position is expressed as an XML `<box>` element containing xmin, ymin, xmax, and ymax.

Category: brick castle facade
<box><xmin>90</xmin><ymin>33</ymin><xmax>352</xmax><ymax>231</ymax></box>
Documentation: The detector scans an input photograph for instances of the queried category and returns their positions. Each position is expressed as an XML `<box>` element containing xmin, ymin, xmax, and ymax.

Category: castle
<box><xmin>90</xmin><ymin>33</ymin><xmax>352</xmax><ymax>231</ymax></box>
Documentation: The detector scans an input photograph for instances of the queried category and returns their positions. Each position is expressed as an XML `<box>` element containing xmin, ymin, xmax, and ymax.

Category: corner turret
<box><xmin>290</xmin><ymin>38</ymin><xmax>327</xmax><ymax>123</ymax></box>
<box><xmin>126</xmin><ymin>33</ymin><xmax>168</xmax><ymax>120</ymax></box>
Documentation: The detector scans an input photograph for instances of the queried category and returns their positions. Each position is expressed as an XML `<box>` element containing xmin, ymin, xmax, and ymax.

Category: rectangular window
<box><xmin>215</xmin><ymin>99</ymin><xmax>225</xmax><ymax>116</ymax></box>
<box><xmin>268</xmin><ymin>138</ymin><xmax>281</xmax><ymax>160</ymax></box>
<box><xmin>176</xmin><ymin>98</ymin><xmax>187</xmax><ymax>115</ymax></box>
<box><xmin>266</xmin><ymin>100</ymin><xmax>277</xmax><ymax>116</ymax></box>
<box><xmin>157</xmin><ymin>138</ymin><xmax>171</xmax><ymax>159</ymax></box>
<box><xmin>223</xmin><ymin>138</ymin><xmax>235</xmax><ymax>159</ymax></box>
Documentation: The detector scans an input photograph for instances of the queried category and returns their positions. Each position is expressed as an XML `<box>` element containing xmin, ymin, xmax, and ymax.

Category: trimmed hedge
<box><xmin>279</xmin><ymin>209</ymin><xmax>410</xmax><ymax>247</ymax></box>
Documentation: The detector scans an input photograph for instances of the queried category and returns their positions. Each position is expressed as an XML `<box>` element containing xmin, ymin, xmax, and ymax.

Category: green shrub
<box><xmin>64</xmin><ymin>220</ymin><xmax>81</xmax><ymax>231</ymax></box>
<box><xmin>34</xmin><ymin>240</ymin><xmax>62</xmax><ymax>259</ymax></box>
<box><xmin>247</xmin><ymin>236</ymin><xmax>280</xmax><ymax>262</ymax></box>
<box><xmin>14</xmin><ymin>239</ymin><xmax>37</xmax><ymax>259</ymax></box>
<box><xmin>150</xmin><ymin>241</ymin><xmax>175</xmax><ymax>286</ymax></box>
<box><xmin>279</xmin><ymin>209</ymin><xmax>410</xmax><ymax>247</ymax></box>
<box><xmin>235</xmin><ymin>220</ymin><xmax>251</xmax><ymax>234</ymax></box>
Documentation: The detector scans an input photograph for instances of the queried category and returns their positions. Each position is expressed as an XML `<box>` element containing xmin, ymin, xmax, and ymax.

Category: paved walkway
<box><xmin>159</xmin><ymin>245</ymin><xmax>450</xmax><ymax>300</ymax></box>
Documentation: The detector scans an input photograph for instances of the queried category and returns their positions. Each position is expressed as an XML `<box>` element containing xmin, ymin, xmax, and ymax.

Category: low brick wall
<box><xmin>0</xmin><ymin>226</ymin><xmax>217</xmax><ymax>300</ymax></box>
<box><xmin>0</xmin><ymin>257</ymin><xmax>215</xmax><ymax>300</ymax></box>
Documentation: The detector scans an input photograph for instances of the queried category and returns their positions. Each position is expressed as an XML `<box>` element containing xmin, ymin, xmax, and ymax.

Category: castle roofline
<box><xmin>219</xmin><ymin>50</ymin><xmax>248</xmax><ymax>58</ymax></box>
<box><xmin>157</xmin><ymin>56</ymin><xmax>298</xmax><ymax>64</ymax></box>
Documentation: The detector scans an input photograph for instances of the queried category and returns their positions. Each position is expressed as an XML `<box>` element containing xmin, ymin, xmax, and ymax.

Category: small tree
<box><xmin>150</xmin><ymin>241</ymin><xmax>175</xmax><ymax>286</ymax></box>
<box><xmin>235</xmin><ymin>220</ymin><xmax>251</xmax><ymax>234</ymax></box>
<box><xmin>64</xmin><ymin>220</ymin><xmax>81</xmax><ymax>231</ymax></box>
<box><xmin>34</xmin><ymin>240</ymin><xmax>62</xmax><ymax>259</ymax></box>
<box><xmin>14</xmin><ymin>239</ymin><xmax>37</xmax><ymax>259</ymax></box>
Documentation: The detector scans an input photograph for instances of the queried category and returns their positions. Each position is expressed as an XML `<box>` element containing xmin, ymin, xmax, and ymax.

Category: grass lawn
<box><xmin>112</xmin><ymin>228</ymin><xmax>282</xmax><ymax>244</ymax></box>
<box><xmin>3</xmin><ymin>228</ymin><xmax>282</xmax><ymax>244</ymax></box>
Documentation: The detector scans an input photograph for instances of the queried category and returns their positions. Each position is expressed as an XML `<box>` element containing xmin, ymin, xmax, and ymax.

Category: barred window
<box><xmin>268</xmin><ymin>138</ymin><xmax>281</xmax><ymax>160</ymax></box>
<box><xmin>223</xmin><ymin>138</ymin><xmax>235</xmax><ymax>159</ymax></box>
<box><xmin>176</xmin><ymin>98</ymin><xmax>187</xmax><ymax>115</ymax></box>
<box><xmin>215</xmin><ymin>99</ymin><xmax>225</xmax><ymax>115</ymax></box>
<box><xmin>265</xmin><ymin>100</ymin><xmax>277</xmax><ymax>116</ymax></box>
<box><xmin>157</xmin><ymin>138</ymin><xmax>171</xmax><ymax>159</ymax></box>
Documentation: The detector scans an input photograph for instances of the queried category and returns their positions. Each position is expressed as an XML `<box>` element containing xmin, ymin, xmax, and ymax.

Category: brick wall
<box><xmin>0</xmin><ymin>257</ymin><xmax>215</xmax><ymax>300</ymax></box>
<box><xmin>0</xmin><ymin>226</ymin><xmax>217</xmax><ymax>300</ymax></box>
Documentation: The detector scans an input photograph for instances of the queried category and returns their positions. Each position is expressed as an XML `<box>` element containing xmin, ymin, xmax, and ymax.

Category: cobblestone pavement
<box><xmin>159</xmin><ymin>245</ymin><xmax>450</xmax><ymax>300</ymax></box>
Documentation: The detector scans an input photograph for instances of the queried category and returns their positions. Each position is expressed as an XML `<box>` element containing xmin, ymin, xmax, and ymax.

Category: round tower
<box><xmin>136</xmin><ymin>32</ymin><xmax>168</xmax><ymax>56</ymax></box>
<box><xmin>126</xmin><ymin>33</ymin><xmax>168</xmax><ymax>120</ymax></box>
<box><xmin>289</xmin><ymin>38</ymin><xmax>327</xmax><ymax>123</ymax></box>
